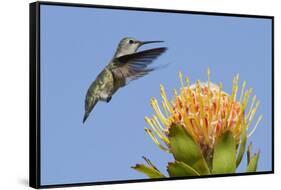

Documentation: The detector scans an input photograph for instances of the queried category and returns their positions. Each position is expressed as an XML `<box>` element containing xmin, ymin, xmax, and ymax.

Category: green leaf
<box><xmin>246</xmin><ymin>151</ymin><xmax>260</xmax><ymax>172</ymax></box>
<box><xmin>212</xmin><ymin>131</ymin><xmax>236</xmax><ymax>174</ymax></box>
<box><xmin>132</xmin><ymin>164</ymin><xmax>165</xmax><ymax>178</ymax></box>
<box><xmin>236</xmin><ymin>126</ymin><xmax>247</xmax><ymax>168</ymax></box>
<box><xmin>168</xmin><ymin>124</ymin><xmax>210</xmax><ymax>175</ymax></box>
<box><xmin>247</xmin><ymin>143</ymin><xmax>252</xmax><ymax>165</ymax></box>
<box><xmin>167</xmin><ymin>161</ymin><xmax>200</xmax><ymax>177</ymax></box>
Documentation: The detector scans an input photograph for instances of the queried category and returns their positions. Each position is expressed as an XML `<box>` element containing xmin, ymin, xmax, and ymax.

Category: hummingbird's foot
<box><xmin>106</xmin><ymin>96</ymin><xmax>112</xmax><ymax>103</ymax></box>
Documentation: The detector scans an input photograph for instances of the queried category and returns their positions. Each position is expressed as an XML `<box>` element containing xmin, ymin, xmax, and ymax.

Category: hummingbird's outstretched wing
<box><xmin>111</xmin><ymin>47</ymin><xmax>167</xmax><ymax>86</ymax></box>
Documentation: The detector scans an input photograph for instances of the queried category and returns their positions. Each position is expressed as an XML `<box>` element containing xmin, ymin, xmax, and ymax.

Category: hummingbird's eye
<box><xmin>128</xmin><ymin>40</ymin><xmax>134</xmax><ymax>44</ymax></box>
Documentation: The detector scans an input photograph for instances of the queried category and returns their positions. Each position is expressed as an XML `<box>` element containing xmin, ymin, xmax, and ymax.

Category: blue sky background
<box><xmin>40</xmin><ymin>5</ymin><xmax>272</xmax><ymax>185</ymax></box>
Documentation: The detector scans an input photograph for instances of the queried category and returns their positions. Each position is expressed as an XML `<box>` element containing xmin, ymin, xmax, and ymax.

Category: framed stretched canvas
<box><xmin>29</xmin><ymin>1</ymin><xmax>274</xmax><ymax>188</ymax></box>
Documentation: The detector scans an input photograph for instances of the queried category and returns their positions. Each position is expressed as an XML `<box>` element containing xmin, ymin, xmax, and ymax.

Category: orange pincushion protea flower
<box><xmin>145</xmin><ymin>68</ymin><xmax>262</xmax><ymax>156</ymax></box>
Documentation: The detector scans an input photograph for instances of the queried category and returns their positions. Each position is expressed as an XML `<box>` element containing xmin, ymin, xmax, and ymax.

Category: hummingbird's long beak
<box><xmin>140</xmin><ymin>40</ymin><xmax>164</xmax><ymax>46</ymax></box>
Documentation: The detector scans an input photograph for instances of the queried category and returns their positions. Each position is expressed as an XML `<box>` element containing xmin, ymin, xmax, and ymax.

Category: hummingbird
<box><xmin>83</xmin><ymin>37</ymin><xmax>167</xmax><ymax>123</ymax></box>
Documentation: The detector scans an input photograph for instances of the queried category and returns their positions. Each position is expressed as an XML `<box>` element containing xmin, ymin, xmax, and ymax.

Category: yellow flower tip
<box><xmin>207</xmin><ymin>67</ymin><xmax>210</xmax><ymax>74</ymax></box>
<box><xmin>144</xmin><ymin>116</ymin><xmax>150</xmax><ymax>122</ymax></box>
<box><xmin>236</xmin><ymin>74</ymin><xmax>240</xmax><ymax>81</ymax></box>
<box><xmin>160</xmin><ymin>84</ymin><xmax>164</xmax><ymax>90</ymax></box>
<box><xmin>248</xmin><ymin>115</ymin><xmax>263</xmax><ymax>138</ymax></box>
<box><xmin>232</xmin><ymin>75</ymin><xmax>238</xmax><ymax>86</ymax></box>
<box><xmin>185</xmin><ymin>76</ymin><xmax>190</xmax><ymax>86</ymax></box>
<box><xmin>249</xmin><ymin>88</ymin><xmax>253</xmax><ymax>94</ymax></box>
<box><xmin>173</xmin><ymin>88</ymin><xmax>178</xmax><ymax>96</ymax></box>
<box><xmin>256</xmin><ymin>100</ymin><xmax>260</xmax><ymax>107</ymax></box>
<box><xmin>178</xmin><ymin>71</ymin><xmax>184</xmax><ymax>87</ymax></box>
<box><xmin>152</xmin><ymin>115</ymin><xmax>159</xmax><ymax>122</ymax></box>
<box><xmin>144</xmin><ymin>117</ymin><xmax>154</xmax><ymax>127</ymax></box>
<box><xmin>160</xmin><ymin>85</ymin><xmax>167</xmax><ymax>97</ymax></box>
<box><xmin>239</xmin><ymin>80</ymin><xmax>247</xmax><ymax>103</ymax></box>
<box><xmin>150</xmin><ymin>97</ymin><xmax>156</xmax><ymax>105</ymax></box>
<box><xmin>178</xmin><ymin>71</ymin><xmax>183</xmax><ymax>79</ymax></box>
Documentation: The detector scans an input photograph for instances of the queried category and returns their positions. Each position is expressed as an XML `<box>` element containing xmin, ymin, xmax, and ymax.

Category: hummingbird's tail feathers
<box><xmin>83</xmin><ymin>98</ymin><xmax>98</xmax><ymax>124</ymax></box>
<box><xmin>83</xmin><ymin>112</ymin><xmax>89</xmax><ymax>124</ymax></box>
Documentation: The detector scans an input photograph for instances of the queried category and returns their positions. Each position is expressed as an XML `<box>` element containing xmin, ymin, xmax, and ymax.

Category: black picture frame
<box><xmin>29</xmin><ymin>1</ymin><xmax>274</xmax><ymax>189</ymax></box>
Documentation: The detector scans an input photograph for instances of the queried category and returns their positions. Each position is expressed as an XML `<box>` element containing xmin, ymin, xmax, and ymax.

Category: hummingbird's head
<box><xmin>114</xmin><ymin>37</ymin><xmax>164</xmax><ymax>57</ymax></box>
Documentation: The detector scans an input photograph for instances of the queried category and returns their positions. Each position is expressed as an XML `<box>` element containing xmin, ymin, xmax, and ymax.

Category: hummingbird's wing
<box><xmin>111</xmin><ymin>47</ymin><xmax>167</xmax><ymax>86</ymax></box>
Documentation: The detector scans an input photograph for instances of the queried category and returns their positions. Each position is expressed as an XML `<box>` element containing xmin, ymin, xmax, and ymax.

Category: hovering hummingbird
<box><xmin>83</xmin><ymin>37</ymin><xmax>167</xmax><ymax>123</ymax></box>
